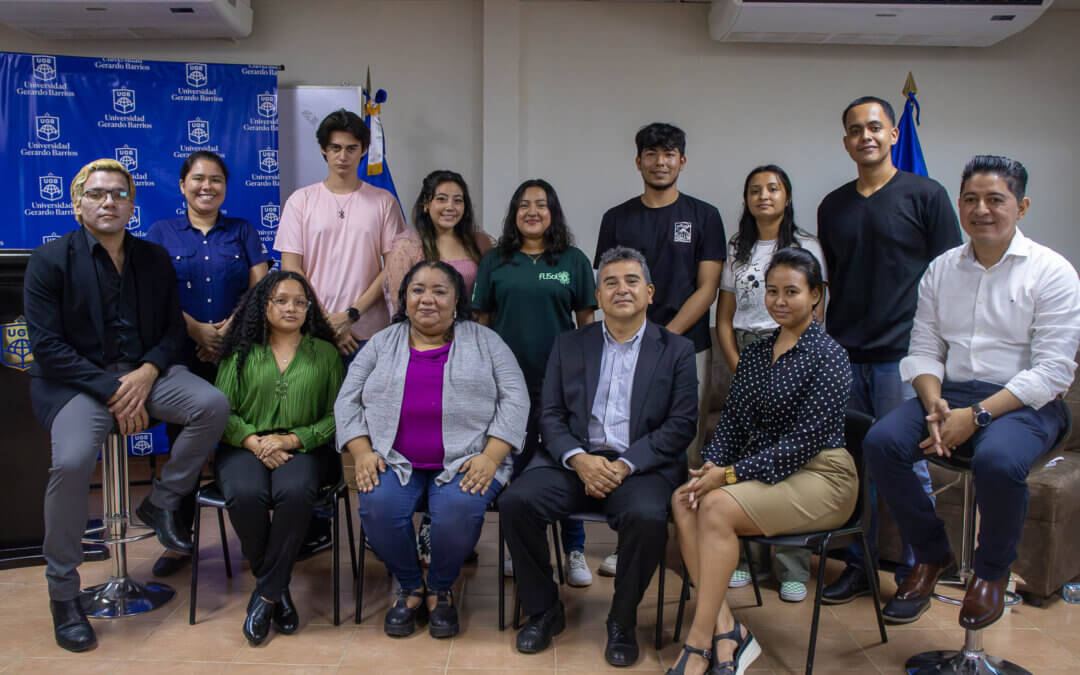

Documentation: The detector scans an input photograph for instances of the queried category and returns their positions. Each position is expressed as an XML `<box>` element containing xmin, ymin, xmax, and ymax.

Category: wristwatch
<box><xmin>724</xmin><ymin>465</ymin><xmax>738</xmax><ymax>485</ymax></box>
<box><xmin>346</xmin><ymin>306</ymin><xmax>361</xmax><ymax>323</ymax></box>
<box><xmin>972</xmin><ymin>405</ymin><xmax>992</xmax><ymax>428</ymax></box>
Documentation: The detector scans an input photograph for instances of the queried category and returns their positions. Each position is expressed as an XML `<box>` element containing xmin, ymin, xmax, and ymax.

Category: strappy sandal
<box><xmin>710</xmin><ymin>619</ymin><xmax>762</xmax><ymax>675</ymax></box>
<box><xmin>665</xmin><ymin>642</ymin><xmax>712</xmax><ymax>675</ymax></box>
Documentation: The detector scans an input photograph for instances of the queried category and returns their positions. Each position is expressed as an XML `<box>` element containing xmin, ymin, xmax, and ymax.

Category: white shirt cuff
<box><xmin>899</xmin><ymin>355</ymin><xmax>945</xmax><ymax>384</ymax></box>
<box><xmin>561</xmin><ymin>447</ymin><xmax>586</xmax><ymax>469</ymax></box>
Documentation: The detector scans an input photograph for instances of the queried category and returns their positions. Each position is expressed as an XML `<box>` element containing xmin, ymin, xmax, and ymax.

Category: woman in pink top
<box><xmin>383</xmin><ymin>170</ymin><xmax>493</xmax><ymax>315</ymax></box>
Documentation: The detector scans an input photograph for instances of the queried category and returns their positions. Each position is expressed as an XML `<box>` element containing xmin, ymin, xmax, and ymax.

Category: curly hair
<box><xmin>391</xmin><ymin>260</ymin><xmax>474</xmax><ymax>330</ymax></box>
<box><xmin>220</xmin><ymin>271</ymin><xmax>336</xmax><ymax>372</ymax></box>
<box><xmin>494</xmin><ymin>179</ymin><xmax>573</xmax><ymax>267</ymax></box>
<box><xmin>411</xmin><ymin>169</ymin><xmax>483</xmax><ymax>263</ymax></box>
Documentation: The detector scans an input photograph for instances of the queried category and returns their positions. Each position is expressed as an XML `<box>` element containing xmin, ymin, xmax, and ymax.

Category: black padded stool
<box><xmin>80</xmin><ymin>431</ymin><xmax>175</xmax><ymax>618</ymax></box>
<box><xmin>189</xmin><ymin>480</ymin><xmax>357</xmax><ymax>626</ymax></box>
<box><xmin>906</xmin><ymin>406</ymin><xmax>1072</xmax><ymax>675</ymax></box>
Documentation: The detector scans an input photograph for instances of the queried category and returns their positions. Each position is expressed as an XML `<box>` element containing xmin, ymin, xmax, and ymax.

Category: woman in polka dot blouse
<box><xmin>666</xmin><ymin>247</ymin><xmax>858</xmax><ymax>675</ymax></box>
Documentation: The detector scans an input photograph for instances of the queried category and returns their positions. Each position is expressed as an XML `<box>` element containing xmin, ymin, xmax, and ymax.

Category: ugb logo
<box><xmin>115</xmin><ymin>146</ymin><xmax>138</xmax><ymax>172</ymax></box>
<box><xmin>35</xmin><ymin>114</ymin><xmax>60</xmax><ymax>142</ymax></box>
<box><xmin>129</xmin><ymin>432</ymin><xmax>154</xmax><ymax>456</ymax></box>
<box><xmin>32</xmin><ymin>55</ymin><xmax>57</xmax><ymax>82</ymax></box>
<box><xmin>127</xmin><ymin>206</ymin><xmax>141</xmax><ymax>232</ymax></box>
<box><xmin>112</xmin><ymin>87</ymin><xmax>136</xmax><ymax>114</ymax></box>
<box><xmin>259</xmin><ymin>149</ymin><xmax>279</xmax><ymax>175</ymax></box>
<box><xmin>1</xmin><ymin>317</ymin><xmax>33</xmax><ymax>372</ymax></box>
<box><xmin>187</xmin><ymin>119</ymin><xmax>210</xmax><ymax>145</ymax></box>
<box><xmin>257</xmin><ymin>93</ymin><xmax>277</xmax><ymax>119</ymax></box>
<box><xmin>185</xmin><ymin>63</ymin><xmax>208</xmax><ymax>88</ymax></box>
<box><xmin>261</xmin><ymin>204</ymin><xmax>281</xmax><ymax>229</ymax></box>
<box><xmin>39</xmin><ymin>174</ymin><xmax>63</xmax><ymax>202</ymax></box>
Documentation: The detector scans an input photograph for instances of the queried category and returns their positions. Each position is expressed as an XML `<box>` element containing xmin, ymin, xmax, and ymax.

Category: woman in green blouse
<box><xmin>214</xmin><ymin>270</ymin><xmax>344</xmax><ymax>647</ymax></box>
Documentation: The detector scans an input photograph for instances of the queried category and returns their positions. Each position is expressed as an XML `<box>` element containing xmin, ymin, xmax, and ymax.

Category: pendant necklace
<box><xmin>327</xmin><ymin>185</ymin><xmax>355</xmax><ymax>220</ymax></box>
<box><xmin>523</xmin><ymin>251</ymin><xmax>543</xmax><ymax>265</ymax></box>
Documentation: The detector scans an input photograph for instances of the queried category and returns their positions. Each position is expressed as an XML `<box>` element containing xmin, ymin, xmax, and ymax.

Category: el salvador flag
<box><xmin>892</xmin><ymin>92</ymin><xmax>928</xmax><ymax>177</ymax></box>
<box><xmin>360</xmin><ymin>86</ymin><xmax>406</xmax><ymax>222</ymax></box>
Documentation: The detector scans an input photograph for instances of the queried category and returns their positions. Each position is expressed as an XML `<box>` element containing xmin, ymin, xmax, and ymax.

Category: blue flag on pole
<box><xmin>360</xmin><ymin>85</ymin><xmax>405</xmax><ymax>222</ymax></box>
<box><xmin>892</xmin><ymin>92</ymin><xmax>928</xmax><ymax>177</ymax></box>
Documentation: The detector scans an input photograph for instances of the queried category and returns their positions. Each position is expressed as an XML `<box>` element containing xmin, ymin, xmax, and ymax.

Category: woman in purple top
<box><xmin>336</xmin><ymin>261</ymin><xmax>529</xmax><ymax>640</ymax></box>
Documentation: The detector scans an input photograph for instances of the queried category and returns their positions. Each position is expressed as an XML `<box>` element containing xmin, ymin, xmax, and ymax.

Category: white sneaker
<box><xmin>598</xmin><ymin>551</ymin><xmax>618</xmax><ymax>577</ymax></box>
<box><xmin>729</xmin><ymin>569</ymin><xmax>753</xmax><ymax>588</ymax></box>
<box><xmin>566</xmin><ymin>550</ymin><xmax>593</xmax><ymax>587</ymax></box>
<box><xmin>503</xmin><ymin>555</ymin><xmax>514</xmax><ymax>578</ymax></box>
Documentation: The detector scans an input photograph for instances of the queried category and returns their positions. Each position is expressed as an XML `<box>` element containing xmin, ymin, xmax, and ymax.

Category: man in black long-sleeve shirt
<box><xmin>817</xmin><ymin>96</ymin><xmax>961</xmax><ymax>605</ymax></box>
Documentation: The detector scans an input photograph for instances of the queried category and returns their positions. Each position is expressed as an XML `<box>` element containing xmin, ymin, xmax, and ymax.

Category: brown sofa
<box><xmin>704</xmin><ymin>347</ymin><xmax>1080</xmax><ymax>602</ymax></box>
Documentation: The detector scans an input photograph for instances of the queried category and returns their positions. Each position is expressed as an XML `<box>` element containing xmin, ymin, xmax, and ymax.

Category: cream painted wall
<box><xmin>519</xmin><ymin>2</ymin><xmax>1080</xmax><ymax>266</ymax></box>
<box><xmin>1</xmin><ymin>0</ymin><xmax>1077</xmax><ymax>264</ymax></box>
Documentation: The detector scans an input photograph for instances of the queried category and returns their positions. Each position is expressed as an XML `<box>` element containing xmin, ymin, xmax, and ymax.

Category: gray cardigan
<box><xmin>334</xmin><ymin>320</ymin><xmax>529</xmax><ymax>487</ymax></box>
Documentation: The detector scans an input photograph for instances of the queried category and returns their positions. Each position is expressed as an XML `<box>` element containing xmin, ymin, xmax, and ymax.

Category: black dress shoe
<box><xmin>384</xmin><ymin>587</ymin><xmax>427</xmax><ymax>637</ymax></box>
<box><xmin>151</xmin><ymin>553</ymin><xmax>191</xmax><ymax>578</ymax></box>
<box><xmin>51</xmin><ymin>598</ymin><xmax>96</xmax><ymax>653</ymax></box>
<box><xmin>515</xmin><ymin>601</ymin><xmax>566</xmax><ymax>654</ymax></box>
<box><xmin>273</xmin><ymin>589</ymin><xmax>300</xmax><ymax>635</ymax></box>
<box><xmin>605</xmin><ymin>619</ymin><xmax>639</xmax><ymax>667</ymax></box>
<box><xmin>243</xmin><ymin>593</ymin><xmax>274</xmax><ymax>646</ymax></box>
<box><xmin>136</xmin><ymin>497</ymin><xmax>193</xmax><ymax>555</ymax></box>
<box><xmin>821</xmin><ymin>566</ymin><xmax>871</xmax><ymax>605</ymax></box>
<box><xmin>428</xmin><ymin>589</ymin><xmax>459</xmax><ymax>639</ymax></box>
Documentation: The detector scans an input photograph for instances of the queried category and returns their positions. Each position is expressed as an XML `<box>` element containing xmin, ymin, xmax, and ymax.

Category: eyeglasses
<box><xmin>269</xmin><ymin>297</ymin><xmax>310</xmax><ymax>310</ymax></box>
<box><xmin>82</xmin><ymin>188</ymin><xmax>132</xmax><ymax>203</ymax></box>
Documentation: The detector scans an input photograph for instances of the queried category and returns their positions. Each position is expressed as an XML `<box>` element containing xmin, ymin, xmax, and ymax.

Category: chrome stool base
<box><xmin>81</xmin><ymin>577</ymin><xmax>175</xmax><ymax>619</ymax></box>
<box><xmin>906</xmin><ymin>649</ymin><xmax>1030</xmax><ymax>675</ymax></box>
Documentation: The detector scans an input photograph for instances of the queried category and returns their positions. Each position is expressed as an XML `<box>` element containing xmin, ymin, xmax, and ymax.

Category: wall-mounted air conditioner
<box><xmin>0</xmin><ymin>0</ymin><xmax>253</xmax><ymax>40</ymax></box>
<box><xmin>709</xmin><ymin>0</ymin><xmax>1053</xmax><ymax>46</ymax></box>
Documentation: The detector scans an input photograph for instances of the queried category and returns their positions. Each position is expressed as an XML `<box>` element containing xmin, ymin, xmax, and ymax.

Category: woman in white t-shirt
<box><xmin>714</xmin><ymin>164</ymin><xmax>827</xmax><ymax>603</ymax></box>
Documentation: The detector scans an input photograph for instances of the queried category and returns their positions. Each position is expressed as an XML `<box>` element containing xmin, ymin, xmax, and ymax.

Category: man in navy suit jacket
<box><xmin>23</xmin><ymin>159</ymin><xmax>228</xmax><ymax>653</ymax></box>
<box><xmin>499</xmin><ymin>246</ymin><xmax>697</xmax><ymax>667</ymax></box>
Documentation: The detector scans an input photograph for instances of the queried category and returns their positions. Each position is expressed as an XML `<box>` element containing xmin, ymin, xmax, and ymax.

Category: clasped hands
<box><xmin>243</xmin><ymin>433</ymin><xmax>298</xmax><ymax>469</ymax></box>
<box><xmin>107</xmin><ymin>363</ymin><xmax>158</xmax><ymax>435</ymax></box>
<box><xmin>921</xmin><ymin>398</ymin><xmax>976</xmax><ymax>458</ymax></box>
<box><xmin>674</xmin><ymin>461</ymin><xmax>726</xmax><ymax>510</ymax></box>
<box><xmin>570</xmin><ymin>453</ymin><xmax>631</xmax><ymax>499</ymax></box>
<box><xmin>193</xmin><ymin>318</ymin><xmax>229</xmax><ymax>363</ymax></box>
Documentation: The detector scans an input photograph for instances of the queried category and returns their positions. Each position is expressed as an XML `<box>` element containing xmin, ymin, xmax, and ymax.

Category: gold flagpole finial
<box><xmin>365</xmin><ymin>67</ymin><xmax>372</xmax><ymax>96</ymax></box>
<box><xmin>902</xmin><ymin>72</ymin><xmax>917</xmax><ymax>97</ymax></box>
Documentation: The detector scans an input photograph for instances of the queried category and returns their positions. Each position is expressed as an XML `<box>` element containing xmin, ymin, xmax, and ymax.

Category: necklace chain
<box><xmin>327</xmin><ymin>185</ymin><xmax>357</xmax><ymax>220</ymax></box>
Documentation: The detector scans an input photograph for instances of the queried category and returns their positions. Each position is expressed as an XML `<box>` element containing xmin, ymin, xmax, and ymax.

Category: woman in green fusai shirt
<box><xmin>214</xmin><ymin>270</ymin><xmax>344</xmax><ymax>647</ymax></box>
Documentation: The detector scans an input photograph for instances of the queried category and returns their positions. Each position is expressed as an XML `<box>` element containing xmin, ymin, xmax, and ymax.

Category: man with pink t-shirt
<box><xmin>275</xmin><ymin>109</ymin><xmax>405</xmax><ymax>357</ymax></box>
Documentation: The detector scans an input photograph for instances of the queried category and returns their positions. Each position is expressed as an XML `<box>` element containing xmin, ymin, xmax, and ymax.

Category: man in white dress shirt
<box><xmin>864</xmin><ymin>155</ymin><xmax>1080</xmax><ymax>629</ymax></box>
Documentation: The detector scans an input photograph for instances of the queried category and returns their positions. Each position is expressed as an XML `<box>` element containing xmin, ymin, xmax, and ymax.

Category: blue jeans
<box><xmin>865</xmin><ymin>381</ymin><xmax>1067</xmax><ymax>581</ymax></box>
<box><xmin>842</xmin><ymin>360</ymin><xmax>934</xmax><ymax>582</ymax></box>
<box><xmin>356</xmin><ymin>468</ymin><xmax>501</xmax><ymax>591</ymax></box>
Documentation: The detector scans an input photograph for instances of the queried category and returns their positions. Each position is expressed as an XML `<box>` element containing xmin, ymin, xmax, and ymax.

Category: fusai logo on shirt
<box><xmin>538</xmin><ymin>271</ymin><xmax>571</xmax><ymax>285</ymax></box>
<box><xmin>112</xmin><ymin>87</ymin><xmax>135</xmax><ymax>114</ymax></box>
<box><xmin>673</xmin><ymin>222</ymin><xmax>692</xmax><ymax>244</ymax></box>
<box><xmin>185</xmin><ymin>63</ymin><xmax>208</xmax><ymax>89</ymax></box>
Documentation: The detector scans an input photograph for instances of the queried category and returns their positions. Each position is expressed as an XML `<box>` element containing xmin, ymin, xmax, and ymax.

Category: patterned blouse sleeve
<box><xmin>382</xmin><ymin>234</ymin><xmax>423</xmax><ymax>316</ymax></box>
<box><xmin>732</xmin><ymin>344</ymin><xmax>851</xmax><ymax>484</ymax></box>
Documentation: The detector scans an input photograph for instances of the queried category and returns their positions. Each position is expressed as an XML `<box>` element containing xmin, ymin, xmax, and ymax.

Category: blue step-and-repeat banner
<box><xmin>1</xmin><ymin>51</ymin><xmax>281</xmax><ymax>456</ymax></box>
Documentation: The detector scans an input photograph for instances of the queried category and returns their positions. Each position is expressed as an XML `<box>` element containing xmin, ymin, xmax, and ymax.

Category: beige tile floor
<box><xmin>2</xmin><ymin>468</ymin><xmax>1079</xmax><ymax>674</ymax></box>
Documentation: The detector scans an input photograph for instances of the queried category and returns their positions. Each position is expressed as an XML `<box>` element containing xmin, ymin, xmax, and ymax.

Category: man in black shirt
<box><xmin>817</xmin><ymin>97</ymin><xmax>961</xmax><ymax>605</ymax></box>
<box><xmin>24</xmin><ymin>159</ymin><xmax>229</xmax><ymax>652</ymax></box>
<box><xmin>594</xmin><ymin>123</ymin><xmax>725</xmax><ymax>576</ymax></box>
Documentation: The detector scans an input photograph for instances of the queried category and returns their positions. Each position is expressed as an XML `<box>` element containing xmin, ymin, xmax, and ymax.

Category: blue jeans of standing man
<box><xmin>865</xmin><ymin>381</ymin><xmax>1067</xmax><ymax>581</ymax></box>
<box><xmin>842</xmin><ymin>361</ymin><xmax>935</xmax><ymax>582</ymax></box>
<box><xmin>356</xmin><ymin>468</ymin><xmax>501</xmax><ymax>591</ymax></box>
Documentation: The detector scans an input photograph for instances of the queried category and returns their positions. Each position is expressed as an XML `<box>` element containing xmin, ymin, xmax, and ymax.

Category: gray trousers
<box><xmin>44</xmin><ymin>364</ymin><xmax>229</xmax><ymax>600</ymax></box>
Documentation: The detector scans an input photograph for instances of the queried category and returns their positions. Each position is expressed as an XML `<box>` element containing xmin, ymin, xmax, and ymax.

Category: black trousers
<box><xmin>498</xmin><ymin>465</ymin><xmax>672</xmax><ymax>627</ymax></box>
<box><xmin>215</xmin><ymin>444</ymin><xmax>339</xmax><ymax>598</ymax></box>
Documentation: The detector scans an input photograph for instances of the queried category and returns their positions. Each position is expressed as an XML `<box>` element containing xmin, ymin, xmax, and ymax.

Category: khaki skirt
<box><xmin>719</xmin><ymin>448</ymin><xmax>858</xmax><ymax>537</ymax></box>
